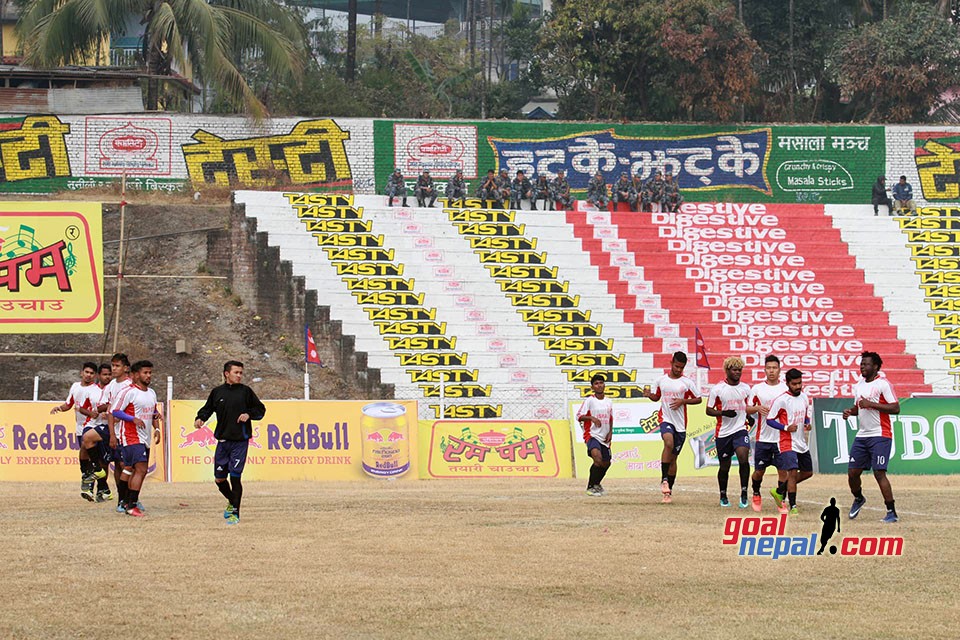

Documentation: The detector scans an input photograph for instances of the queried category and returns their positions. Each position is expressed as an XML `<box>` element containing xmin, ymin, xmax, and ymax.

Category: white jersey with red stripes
<box><xmin>576</xmin><ymin>395</ymin><xmax>613</xmax><ymax>445</ymax></box>
<box><xmin>853</xmin><ymin>377</ymin><xmax>897</xmax><ymax>439</ymax></box>
<box><xmin>749</xmin><ymin>381</ymin><xmax>788</xmax><ymax>444</ymax></box>
<box><xmin>112</xmin><ymin>384</ymin><xmax>158</xmax><ymax>447</ymax></box>
<box><xmin>100</xmin><ymin>377</ymin><xmax>133</xmax><ymax>437</ymax></box>
<box><xmin>652</xmin><ymin>375</ymin><xmax>700</xmax><ymax>433</ymax></box>
<box><xmin>65</xmin><ymin>382</ymin><xmax>101</xmax><ymax>436</ymax></box>
<box><xmin>708</xmin><ymin>381</ymin><xmax>751</xmax><ymax>438</ymax></box>
<box><xmin>768</xmin><ymin>391</ymin><xmax>811</xmax><ymax>453</ymax></box>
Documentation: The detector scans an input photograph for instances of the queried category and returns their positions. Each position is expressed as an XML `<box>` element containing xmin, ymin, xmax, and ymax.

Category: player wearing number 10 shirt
<box><xmin>842</xmin><ymin>351</ymin><xmax>900</xmax><ymax>524</ymax></box>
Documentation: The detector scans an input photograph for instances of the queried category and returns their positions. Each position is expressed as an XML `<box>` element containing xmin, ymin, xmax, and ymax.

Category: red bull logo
<box><xmin>180</xmin><ymin>425</ymin><xmax>216</xmax><ymax>448</ymax></box>
<box><xmin>387</xmin><ymin>430</ymin><xmax>405</xmax><ymax>442</ymax></box>
<box><xmin>248</xmin><ymin>426</ymin><xmax>262</xmax><ymax>449</ymax></box>
<box><xmin>367</xmin><ymin>431</ymin><xmax>384</xmax><ymax>442</ymax></box>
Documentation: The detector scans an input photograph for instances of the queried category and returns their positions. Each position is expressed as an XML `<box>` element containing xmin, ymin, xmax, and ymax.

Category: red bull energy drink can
<box><xmin>361</xmin><ymin>402</ymin><xmax>409</xmax><ymax>478</ymax></box>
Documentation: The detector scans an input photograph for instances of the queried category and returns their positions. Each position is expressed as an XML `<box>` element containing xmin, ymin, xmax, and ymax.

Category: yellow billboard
<box><xmin>569</xmin><ymin>399</ymin><xmax>721</xmax><ymax>479</ymax></box>
<box><xmin>0</xmin><ymin>401</ymin><xmax>166</xmax><ymax>482</ymax></box>
<box><xmin>419</xmin><ymin>420</ymin><xmax>574</xmax><ymax>478</ymax></box>
<box><xmin>0</xmin><ymin>202</ymin><xmax>103</xmax><ymax>333</ymax></box>
<box><xmin>169</xmin><ymin>399</ymin><xmax>419</xmax><ymax>482</ymax></box>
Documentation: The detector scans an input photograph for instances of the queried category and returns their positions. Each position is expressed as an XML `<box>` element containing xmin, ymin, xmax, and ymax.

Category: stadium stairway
<box><xmin>235</xmin><ymin>192</ymin><xmax>663</xmax><ymax>420</ymax></box>
<box><xmin>827</xmin><ymin>205</ymin><xmax>955</xmax><ymax>392</ymax></box>
<box><xmin>568</xmin><ymin>201</ymin><xmax>941</xmax><ymax>396</ymax></box>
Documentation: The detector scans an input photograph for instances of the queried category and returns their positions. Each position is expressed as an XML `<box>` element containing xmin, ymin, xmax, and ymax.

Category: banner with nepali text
<box><xmin>0</xmin><ymin>202</ymin><xmax>103</xmax><ymax>333</ymax></box>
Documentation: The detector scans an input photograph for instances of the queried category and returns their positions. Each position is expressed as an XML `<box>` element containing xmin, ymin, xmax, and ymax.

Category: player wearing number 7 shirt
<box><xmin>706</xmin><ymin>357</ymin><xmax>761</xmax><ymax>508</ymax></box>
<box><xmin>642</xmin><ymin>351</ymin><xmax>701</xmax><ymax>504</ymax></box>
<box><xmin>842</xmin><ymin>351</ymin><xmax>900</xmax><ymax>524</ymax></box>
<box><xmin>764</xmin><ymin>368</ymin><xmax>813</xmax><ymax>516</ymax></box>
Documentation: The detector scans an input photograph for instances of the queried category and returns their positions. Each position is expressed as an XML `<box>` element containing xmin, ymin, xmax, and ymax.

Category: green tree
<box><xmin>655</xmin><ymin>0</ymin><xmax>761</xmax><ymax>121</ymax></box>
<box><xmin>537</xmin><ymin>0</ymin><xmax>662</xmax><ymax>120</ymax></box>
<box><xmin>827</xmin><ymin>1</ymin><xmax>960</xmax><ymax>122</ymax></box>
<box><xmin>16</xmin><ymin>0</ymin><xmax>306</xmax><ymax>116</ymax></box>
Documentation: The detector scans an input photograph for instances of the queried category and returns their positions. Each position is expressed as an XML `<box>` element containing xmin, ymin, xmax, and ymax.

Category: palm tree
<box><xmin>16</xmin><ymin>0</ymin><xmax>306</xmax><ymax>116</ymax></box>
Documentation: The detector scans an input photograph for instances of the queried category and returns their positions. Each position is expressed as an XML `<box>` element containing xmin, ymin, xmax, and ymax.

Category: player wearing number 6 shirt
<box><xmin>764</xmin><ymin>368</ymin><xmax>812</xmax><ymax>515</ymax></box>
<box><xmin>110</xmin><ymin>360</ymin><xmax>160</xmax><ymax>517</ymax></box>
<box><xmin>748</xmin><ymin>354</ymin><xmax>788</xmax><ymax>512</ymax></box>
<box><xmin>576</xmin><ymin>374</ymin><xmax>613</xmax><ymax>497</ymax></box>
<box><xmin>706</xmin><ymin>357</ymin><xmax>761</xmax><ymax>508</ymax></box>
<box><xmin>842</xmin><ymin>351</ymin><xmax>900</xmax><ymax>523</ymax></box>
<box><xmin>643</xmin><ymin>352</ymin><xmax>701</xmax><ymax>503</ymax></box>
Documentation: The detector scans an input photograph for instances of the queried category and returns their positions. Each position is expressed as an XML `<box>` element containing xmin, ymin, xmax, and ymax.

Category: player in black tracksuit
<box><xmin>194</xmin><ymin>360</ymin><xmax>266</xmax><ymax>524</ymax></box>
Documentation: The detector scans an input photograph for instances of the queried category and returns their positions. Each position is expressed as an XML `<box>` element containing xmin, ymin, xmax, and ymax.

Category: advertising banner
<box><xmin>0</xmin><ymin>401</ymin><xmax>166</xmax><ymax>481</ymax></box>
<box><xmin>169</xmin><ymin>399</ymin><xmax>418</xmax><ymax>482</ymax></box>
<box><xmin>418</xmin><ymin>419</ymin><xmax>573</xmax><ymax>478</ymax></box>
<box><xmin>375</xmin><ymin>121</ymin><xmax>883</xmax><ymax>204</ymax></box>
<box><xmin>0</xmin><ymin>202</ymin><xmax>103</xmax><ymax>333</ymax></box>
<box><xmin>569</xmin><ymin>399</ymin><xmax>721</xmax><ymax>479</ymax></box>
<box><xmin>814</xmin><ymin>397</ymin><xmax>960</xmax><ymax>474</ymax></box>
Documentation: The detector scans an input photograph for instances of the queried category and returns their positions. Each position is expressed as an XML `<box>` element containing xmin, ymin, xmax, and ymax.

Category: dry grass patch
<box><xmin>0</xmin><ymin>475</ymin><xmax>956</xmax><ymax>639</ymax></box>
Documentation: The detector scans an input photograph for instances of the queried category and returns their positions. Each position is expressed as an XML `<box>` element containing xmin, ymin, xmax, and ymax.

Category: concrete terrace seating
<box><xmin>235</xmin><ymin>192</ymin><xmax>947</xmax><ymax>417</ymax></box>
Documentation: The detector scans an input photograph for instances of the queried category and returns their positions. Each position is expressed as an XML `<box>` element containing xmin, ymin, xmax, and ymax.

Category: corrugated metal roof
<box><xmin>0</xmin><ymin>86</ymin><xmax>144</xmax><ymax>114</ymax></box>
<box><xmin>50</xmin><ymin>87</ymin><xmax>144</xmax><ymax>113</ymax></box>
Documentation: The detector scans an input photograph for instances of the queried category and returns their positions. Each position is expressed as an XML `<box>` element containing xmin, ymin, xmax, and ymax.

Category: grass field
<box><xmin>1</xmin><ymin>475</ymin><xmax>957</xmax><ymax>639</ymax></box>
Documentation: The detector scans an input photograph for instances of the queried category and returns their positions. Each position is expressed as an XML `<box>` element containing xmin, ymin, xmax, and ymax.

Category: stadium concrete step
<box><xmin>569</xmin><ymin>201</ymin><xmax>931</xmax><ymax>397</ymax></box>
<box><xmin>827</xmin><ymin>205</ymin><xmax>955</xmax><ymax>392</ymax></box>
<box><xmin>237</xmin><ymin>191</ymin><xmax>664</xmax><ymax>416</ymax></box>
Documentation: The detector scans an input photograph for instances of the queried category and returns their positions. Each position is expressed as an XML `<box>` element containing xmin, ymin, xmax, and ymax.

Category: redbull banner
<box><xmin>419</xmin><ymin>420</ymin><xmax>573</xmax><ymax>479</ymax></box>
<box><xmin>814</xmin><ymin>397</ymin><xmax>960</xmax><ymax>474</ymax></box>
<box><xmin>569</xmin><ymin>399</ymin><xmax>721</xmax><ymax>479</ymax></box>
<box><xmin>0</xmin><ymin>202</ymin><xmax>103</xmax><ymax>333</ymax></box>
<box><xmin>170</xmin><ymin>399</ymin><xmax>419</xmax><ymax>481</ymax></box>
<box><xmin>0</xmin><ymin>401</ymin><xmax>166</xmax><ymax>481</ymax></box>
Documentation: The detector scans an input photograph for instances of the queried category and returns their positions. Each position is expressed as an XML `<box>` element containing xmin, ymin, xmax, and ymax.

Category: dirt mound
<box><xmin>0</xmin><ymin>195</ymin><xmax>366</xmax><ymax>402</ymax></box>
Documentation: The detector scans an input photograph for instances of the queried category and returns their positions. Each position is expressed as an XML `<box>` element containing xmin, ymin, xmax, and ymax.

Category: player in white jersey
<box><xmin>842</xmin><ymin>351</ymin><xmax>900</xmax><ymax>523</ymax></box>
<box><xmin>83</xmin><ymin>353</ymin><xmax>134</xmax><ymax>511</ymax></box>
<box><xmin>643</xmin><ymin>351</ymin><xmax>701</xmax><ymax>503</ymax></box>
<box><xmin>576</xmin><ymin>374</ymin><xmax>613</xmax><ymax>496</ymax></box>
<box><xmin>50</xmin><ymin>362</ymin><xmax>101</xmax><ymax>501</ymax></box>
<box><xmin>706</xmin><ymin>357</ymin><xmax>761</xmax><ymax>508</ymax></box>
<box><xmin>110</xmin><ymin>360</ymin><xmax>160</xmax><ymax>517</ymax></box>
<box><xmin>765</xmin><ymin>368</ymin><xmax>812</xmax><ymax>515</ymax></box>
<box><xmin>748</xmin><ymin>354</ymin><xmax>788</xmax><ymax>512</ymax></box>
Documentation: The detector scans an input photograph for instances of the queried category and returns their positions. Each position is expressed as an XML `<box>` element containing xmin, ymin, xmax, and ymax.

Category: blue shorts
<box><xmin>121</xmin><ymin>444</ymin><xmax>149</xmax><ymax>467</ymax></box>
<box><xmin>215</xmin><ymin>440</ymin><xmax>249</xmax><ymax>479</ymax></box>
<box><xmin>779</xmin><ymin>450</ymin><xmax>814</xmax><ymax>472</ymax></box>
<box><xmin>585</xmin><ymin>437</ymin><xmax>611</xmax><ymax>462</ymax></box>
<box><xmin>716</xmin><ymin>430</ymin><xmax>750</xmax><ymax>459</ymax></box>
<box><xmin>849</xmin><ymin>436</ymin><xmax>892</xmax><ymax>471</ymax></box>
<box><xmin>754</xmin><ymin>441</ymin><xmax>781</xmax><ymax>470</ymax></box>
<box><xmin>89</xmin><ymin>424</ymin><xmax>114</xmax><ymax>462</ymax></box>
<box><xmin>659</xmin><ymin>423</ymin><xmax>687</xmax><ymax>455</ymax></box>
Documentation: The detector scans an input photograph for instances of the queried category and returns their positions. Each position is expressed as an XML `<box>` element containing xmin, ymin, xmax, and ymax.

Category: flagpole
<box><xmin>304</xmin><ymin>360</ymin><xmax>310</xmax><ymax>400</ymax></box>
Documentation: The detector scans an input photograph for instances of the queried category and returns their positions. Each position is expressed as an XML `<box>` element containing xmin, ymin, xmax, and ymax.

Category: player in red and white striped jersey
<box><xmin>706</xmin><ymin>357</ymin><xmax>762</xmax><ymax>508</ymax></box>
<box><xmin>748</xmin><ymin>354</ymin><xmax>788</xmax><ymax>512</ymax></box>
<box><xmin>110</xmin><ymin>360</ymin><xmax>160</xmax><ymax>517</ymax></box>
<box><xmin>842</xmin><ymin>351</ymin><xmax>900</xmax><ymax>523</ymax></box>
<box><xmin>765</xmin><ymin>368</ymin><xmax>813</xmax><ymax>515</ymax></box>
<box><xmin>643</xmin><ymin>352</ymin><xmax>701</xmax><ymax>503</ymax></box>
<box><xmin>81</xmin><ymin>354</ymin><xmax>134</xmax><ymax>510</ymax></box>
<box><xmin>50</xmin><ymin>362</ymin><xmax>101</xmax><ymax>501</ymax></box>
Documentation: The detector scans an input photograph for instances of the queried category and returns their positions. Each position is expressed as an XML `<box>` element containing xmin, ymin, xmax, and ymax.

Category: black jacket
<box><xmin>196</xmin><ymin>383</ymin><xmax>266</xmax><ymax>441</ymax></box>
<box><xmin>872</xmin><ymin>178</ymin><xmax>888</xmax><ymax>200</ymax></box>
